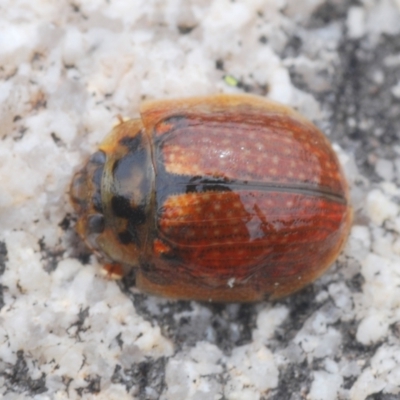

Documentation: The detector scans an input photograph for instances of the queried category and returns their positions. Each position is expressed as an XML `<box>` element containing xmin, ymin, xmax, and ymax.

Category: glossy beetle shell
<box><xmin>70</xmin><ymin>94</ymin><xmax>352</xmax><ymax>302</ymax></box>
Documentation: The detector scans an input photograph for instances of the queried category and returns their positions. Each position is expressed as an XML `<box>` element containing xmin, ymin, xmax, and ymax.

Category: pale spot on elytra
<box><xmin>269</xmin><ymin>168</ymin><xmax>277</xmax><ymax>175</ymax></box>
<box><xmin>214</xmin><ymin>203</ymin><xmax>221</xmax><ymax>211</ymax></box>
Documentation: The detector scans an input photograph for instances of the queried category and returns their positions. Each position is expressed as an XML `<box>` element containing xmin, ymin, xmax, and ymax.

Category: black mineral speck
<box><xmin>75</xmin><ymin>375</ymin><xmax>101</xmax><ymax>396</ymax></box>
<box><xmin>111</xmin><ymin>358</ymin><xmax>166</xmax><ymax>398</ymax></box>
<box><xmin>1</xmin><ymin>350</ymin><xmax>47</xmax><ymax>395</ymax></box>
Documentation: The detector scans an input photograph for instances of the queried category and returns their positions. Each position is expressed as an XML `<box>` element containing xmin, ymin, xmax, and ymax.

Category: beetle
<box><xmin>70</xmin><ymin>94</ymin><xmax>352</xmax><ymax>302</ymax></box>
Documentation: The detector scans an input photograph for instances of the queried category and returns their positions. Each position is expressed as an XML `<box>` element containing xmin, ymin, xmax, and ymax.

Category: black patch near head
<box><xmin>118</xmin><ymin>132</ymin><xmax>143</xmax><ymax>152</ymax></box>
<box><xmin>117</xmin><ymin>221</ymin><xmax>141</xmax><ymax>246</ymax></box>
<box><xmin>111</xmin><ymin>196</ymin><xmax>146</xmax><ymax>226</ymax></box>
<box><xmin>129</xmin><ymin>207</ymin><xmax>146</xmax><ymax>226</ymax></box>
<box><xmin>111</xmin><ymin>196</ymin><xmax>133</xmax><ymax>218</ymax></box>
<box><xmin>118</xmin><ymin>230</ymin><xmax>135</xmax><ymax>245</ymax></box>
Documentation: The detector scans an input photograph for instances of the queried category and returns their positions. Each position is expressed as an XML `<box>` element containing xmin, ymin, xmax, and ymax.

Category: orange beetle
<box><xmin>70</xmin><ymin>94</ymin><xmax>352</xmax><ymax>302</ymax></box>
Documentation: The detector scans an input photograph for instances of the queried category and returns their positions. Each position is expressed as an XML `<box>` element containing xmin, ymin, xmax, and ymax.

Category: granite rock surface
<box><xmin>1</xmin><ymin>1</ymin><xmax>400</xmax><ymax>399</ymax></box>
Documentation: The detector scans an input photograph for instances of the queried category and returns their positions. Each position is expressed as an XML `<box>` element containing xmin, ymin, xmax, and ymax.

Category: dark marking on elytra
<box><xmin>118</xmin><ymin>132</ymin><xmax>143</xmax><ymax>152</ymax></box>
<box><xmin>154</xmin><ymin>115</ymin><xmax>189</xmax><ymax>140</ymax></box>
<box><xmin>185</xmin><ymin>175</ymin><xmax>232</xmax><ymax>194</ymax></box>
<box><xmin>155</xmin><ymin>168</ymin><xmax>233</xmax><ymax>207</ymax></box>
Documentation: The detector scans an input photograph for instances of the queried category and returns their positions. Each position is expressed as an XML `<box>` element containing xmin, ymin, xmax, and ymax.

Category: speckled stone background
<box><xmin>1</xmin><ymin>1</ymin><xmax>400</xmax><ymax>399</ymax></box>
